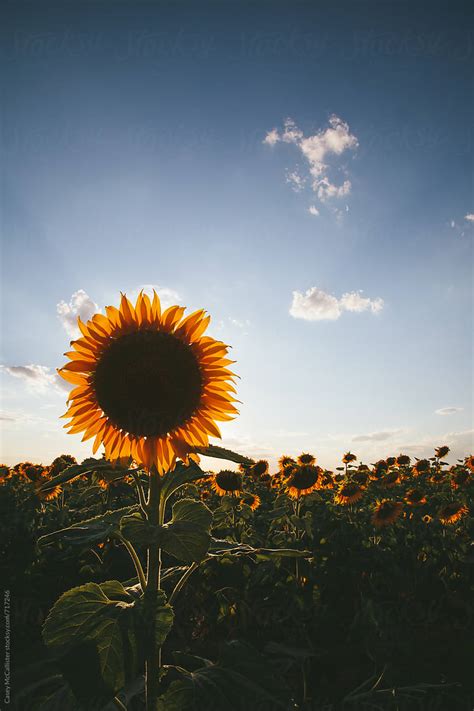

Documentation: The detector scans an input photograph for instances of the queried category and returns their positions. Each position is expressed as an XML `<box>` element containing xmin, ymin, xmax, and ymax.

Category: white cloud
<box><xmin>263</xmin><ymin>128</ymin><xmax>280</xmax><ymax>146</ymax></box>
<box><xmin>286</xmin><ymin>170</ymin><xmax>306</xmax><ymax>192</ymax></box>
<box><xmin>264</xmin><ymin>115</ymin><xmax>358</xmax><ymax>210</ymax></box>
<box><xmin>290</xmin><ymin>286</ymin><xmax>384</xmax><ymax>321</ymax></box>
<box><xmin>435</xmin><ymin>406</ymin><xmax>464</xmax><ymax>416</ymax></box>
<box><xmin>352</xmin><ymin>429</ymin><xmax>402</xmax><ymax>442</ymax></box>
<box><xmin>308</xmin><ymin>205</ymin><xmax>319</xmax><ymax>216</ymax></box>
<box><xmin>465</xmin><ymin>214</ymin><xmax>474</xmax><ymax>222</ymax></box>
<box><xmin>0</xmin><ymin>364</ymin><xmax>69</xmax><ymax>394</ymax></box>
<box><xmin>57</xmin><ymin>290</ymin><xmax>100</xmax><ymax>338</ymax></box>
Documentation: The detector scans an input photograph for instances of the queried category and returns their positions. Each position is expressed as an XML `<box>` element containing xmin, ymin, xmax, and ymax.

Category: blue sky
<box><xmin>1</xmin><ymin>0</ymin><xmax>472</xmax><ymax>469</ymax></box>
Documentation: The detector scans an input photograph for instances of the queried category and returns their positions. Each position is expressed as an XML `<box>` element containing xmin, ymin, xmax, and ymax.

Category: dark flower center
<box><xmin>215</xmin><ymin>470</ymin><xmax>243</xmax><ymax>492</ymax></box>
<box><xmin>288</xmin><ymin>465</ymin><xmax>319</xmax><ymax>490</ymax></box>
<box><xmin>93</xmin><ymin>330</ymin><xmax>202</xmax><ymax>437</ymax></box>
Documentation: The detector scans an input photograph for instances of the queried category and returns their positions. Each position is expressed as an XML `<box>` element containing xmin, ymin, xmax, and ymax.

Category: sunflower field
<box><xmin>2</xmin><ymin>448</ymin><xmax>473</xmax><ymax>711</ymax></box>
<box><xmin>1</xmin><ymin>294</ymin><xmax>473</xmax><ymax>711</ymax></box>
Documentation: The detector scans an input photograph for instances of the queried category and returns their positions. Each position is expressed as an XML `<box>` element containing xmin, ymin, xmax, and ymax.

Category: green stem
<box><xmin>113</xmin><ymin>696</ymin><xmax>127</xmax><ymax>711</ymax></box>
<box><xmin>131</xmin><ymin>471</ymin><xmax>148</xmax><ymax>516</ymax></box>
<box><xmin>145</xmin><ymin>467</ymin><xmax>162</xmax><ymax>711</ymax></box>
<box><xmin>115</xmin><ymin>532</ymin><xmax>147</xmax><ymax>593</ymax></box>
<box><xmin>169</xmin><ymin>562</ymin><xmax>199</xmax><ymax>606</ymax></box>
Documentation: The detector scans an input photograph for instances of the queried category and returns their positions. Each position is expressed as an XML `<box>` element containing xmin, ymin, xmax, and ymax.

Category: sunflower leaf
<box><xmin>39</xmin><ymin>457</ymin><xmax>133</xmax><ymax>491</ymax></box>
<box><xmin>160</xmin><ymin>460</ymin><xmax>207</xmax><ymax>503</ymax></box>
<box><xmin>38</xmin><ymin>505</ymin><xmax>138</xmax><ymax>547</ymax></box>
<box><xmin>42</xmin><ymin>581</ymin><xmax>140</xmax><ymax>708</ymax></box>
<box><xmin>159</xmin><ymin>498</ymin><xmax>213</xmax><ymax>563</ymax></box>
<box><xmin>194</xmin><ymin>444</ymin><xmax>254</xmax><ymax>465</ymax></box>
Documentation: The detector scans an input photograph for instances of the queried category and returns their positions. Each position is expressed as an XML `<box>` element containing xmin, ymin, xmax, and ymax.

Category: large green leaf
<box><xmin>160</xmin><ymin>460</ymin><xmax>207</xmax><ymax>503</ymax></box>
<box><xmin>43</xmin><ymin>581</ymin><xmax>139</xmax><ymax>707</ymax></box>
<box><xmin>159</xmin><ymin>498</ymin><xmax>213</xmax><ymax>563</ymax></box>
<box><xmin>157</xmin><ymin>641</ymin><xmax>290</xmax><ymax>710</ymax></box>
<box><xmin>38</xmin><ymin>505</ymin><xmax>138</xmax><ymax>547</ymax></box>
<box><xmin>193</xmin><ymin>444</ymin><xmax>254</xmax><ymax>465</ymax></box>
<box><xmin>39</xmin><ymin>456</ymin><xmax>135</xmax><ymax>491</ymax></box>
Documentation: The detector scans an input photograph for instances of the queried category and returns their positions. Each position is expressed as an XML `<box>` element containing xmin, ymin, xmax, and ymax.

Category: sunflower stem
<box><xmin>169</xmin><ymin>561</ymin><xmax>199</xmax><ymax>605</ymax></box>
<box><xmin>115</xmin><ymin>531</ymin><xmax>147</xmax><ymax>593</ymax></box>
<box><xmin>131</xmin><ymin>471</ymin><xmax>148</xmax><ymax>516</ymax></box>
<box><xmin>145</xmin><ymin>467</ymin><xmax>163</xmax><ymax>711</ymax></box>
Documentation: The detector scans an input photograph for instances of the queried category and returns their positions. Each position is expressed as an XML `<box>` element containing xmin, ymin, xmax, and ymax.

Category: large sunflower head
<box><xmin>58</xmin><ymin>292</ymin><xmax>238</xmax><ymax>474</ymax></box>
<box><xmin>438</xmin><ymin>501</ymin><xmax>469</xmax><ymax>525</ymax></box>
<box><xmin>212</xmin><ymin>469</ymin><xmax>243</xmax><ymax>496</ymax></box>
<box><xmin>371</xmin><ymin>499</ymin><xmax>403</xmax><ymax>527</ymax></box>
<box><xmin>285</xmin><ymin>464</ymin><xmax>321</xmax><ymax>499</ymax></box>
<box><xmin>334</xmin><ymin>481</ymin><xmax>364</xmax><ymax>506</ymax></box>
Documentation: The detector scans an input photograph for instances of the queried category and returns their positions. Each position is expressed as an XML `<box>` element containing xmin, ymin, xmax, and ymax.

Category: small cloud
<box><xmin>263</xmin><ymin>128</ymin><xmax>280</xmax><ymax>146</ymax></box>
<box><xmin>465</xmin><ymin>214</ymin><xmax>474</xmax><ymax>222</ymax></box>
<box><xmin>308</xmin><ymin>205</ymin><xmax>320</xmax><ymax>216</ymax></box>
<box><xmin>290</xmin><ymin>286</ymin><xmax>384</xmax><ymax>322</ymax></box>
<box><xmin>264</xmin><ymin>115</ymin><xmax>358</xmax><ymax>213</ymax></box>
<box><xmin>435</xmin><ymin>406</ymin><xmax>464</xmax><ymax>416</ymax></box>
<box><xmin>0</xmin><ymin>364</ymin><xmax>69</xmax><ymax>394</ymax></box>
<box><xmin>352</xmin><ymin>430</ymin><xmax>402</xmax><ymax>442</ymax></box>
<box><xmin>286</xmin><ymin>170</ymin><xmax>306</xmax><ymax>192</ymax></box>
<box><xmin>57</xmin><ymin>290</ymin><xmax>100</xmax><ymax>339</ymax></box>
<box><xmin>450</xmin><ymin>220</ymin><xmax>456</xmax><ymax>228</ymax></box>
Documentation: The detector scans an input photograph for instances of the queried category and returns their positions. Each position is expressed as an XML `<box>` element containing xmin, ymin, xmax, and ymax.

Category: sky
<box><xmin>1</xmin><ymin>0</ymin><xmax>473</xmax><ymax>471</ymax></box>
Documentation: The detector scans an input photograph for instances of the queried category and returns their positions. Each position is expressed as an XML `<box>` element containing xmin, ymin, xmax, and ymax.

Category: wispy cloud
<box><xmin>290</xmin><ymin>286</ymin><xmax>384</xmax><ymax>322</ymax></box>
<box><xmin>0</xmin><ymin>364</ymin><xmax>69</xmax><ymax>394</ymax></box>
<box><xmin>308</xmin><ymin>205</ymin><xmax>320</xmax><ymax>217</ymax></box>
<box><xmin>435</xmin><ymin>406</ymin><xmax>464</xmax><ymax>416</ymax></box>
<box><xmin>465</xmin><ymin>214</ymin><xmax>474</xmax><ymax>223</ymax></box>
<box><xmin>352</xmin><ymin>429</ymin><xmax>402</xmax><ymax>442</ymax></box>
<box><xmin>57</xmin><ymin>289</ymin><xmax>100</xmax><ymax>338</ymax></box>
<box><xmin>263</xmin><ymin>115</ymin><xmax>358</xmax><ymax>211</ymax></box>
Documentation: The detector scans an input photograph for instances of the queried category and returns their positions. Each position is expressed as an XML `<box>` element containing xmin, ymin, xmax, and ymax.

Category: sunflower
<box><xmin>58</xmin><ymin>291</ymin><xmax>238</xmax><ymax>474</ymax></box>
<box><xmin>351</xmin><ymin>470</ymin><xmax>369</xmax><ymax>487</ymax></box>
<box><xmin>434</xmin><ymin>445</ymin><xmax>450</xmax><ymax>460</ymax></box>
<box><xmin>212</xmin><ymin>469</ymin><xmax>243</xmax><ymax>496</ymax></box>
<box><xmin>22</xmin><ymin>464</ymin><xmax>48</xmax><ymax>482</ymax></box>
<box><xmin>465</xmin><ymin>455</ymin><xmax>474</xmax><ymax>472</ymax></box>
<box><xmin>285</xmin><ymin>464</ymin><xmax>321</xmax><ymax>499</ymax></box>
<box><xmin>250</xmin><ymin>459</ymin><xmax>269</xmax><ymax>477</ymax></box>
<box><xmin>371</xmin><ymin>500</ymin><xmax>403</xmax><ymax>527</ymax></box>
<box><xmin>279</xmin><ymin>455</ymin><xmax>296</xmax><ymax>472</ymax></box>
<box><xmin>451</xmin><ymin>467</ymin><xmax>471</xmax><ymax>489</ymax></box>
<box><xmin>0</xmin><ymin>465</ymin><xmax>10</xmax><ymax>484</ymax></box>
<box><xmin>422</xmin><ymin>514</ymin><xmax>433</xmax><ymax>524</ymax></box>
<box><xmin>35</xmin><ymin>475</ymin><xmax>62</xmax><ymax>501</ymax></box>
<box><xmin>241</xmin><ymin>492</ymin><xmax>261</xmax><ymax>511</ymax></box>
<box><xmin>334</xmin><ymin>481</ymin><xmax>364</xmax><ymax>506</ymax></box>
<box><xmin>386</xmin><ymin>456</ymin><xmax>397</xmax><ymax>467</ymax></box>
<box><xmin>320</xmin><ymin>470</ymin><xmax>335</xmax><ymax>489</ymax></box>
<box><xmin>396</xmin><ymin>454</ymin><xmax>411</xmax><ymax>466</ymax></box>
<box><xmin>371</xmin><ymin>460</ymin><xmax>388</xmax><ymax>479</ymax></box>
<box><xmin>412</xmin><ymin>459</ymin><xmax>431</xmax><ymax>476</ymax></box>
<box><xmin>405</xmin><ymin>488</ymin><xmax>427</xmax><ymax>506</ymax></box>
<box><xmin>342</xmin><ymin>452</ymin><xmax>357</xmax><ymax>464</ymax></box>
<box><xmin>438</xmin><ymin>502</ymin><xmax>469</xmax><ymax>525</ymax></box>
<box><xmin>49</xmin><ymin>454</ymin><xmax>77</xmax><ymax>478</ymax></box>
<box><xmin>297</xmin><ymin>453</ymin><xmax>315</xmax><ymax>466</ymax></box>
<box><xmin>380</xmin><ymin>470</ymin><xmax>400</xmax><ymax>488</ymax></box>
